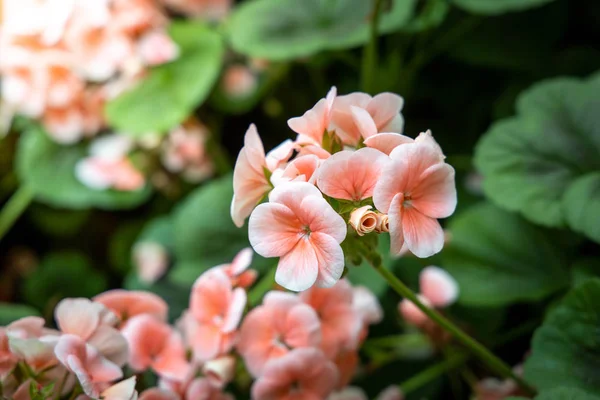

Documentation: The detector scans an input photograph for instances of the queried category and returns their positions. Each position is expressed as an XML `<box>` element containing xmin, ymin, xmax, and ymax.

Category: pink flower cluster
<box><xmin>0</xmin><ymin>0</ymin><xmax>178</xmax><ymax>142</ymax></box>
<box><xmin>231</xmin><ymin>87</ymin><xmax>457</xmax><ymax>292</ymax></box>
<box><xmin>0</xmin><ymin>248</ymin><xmax>384</xmax><ymax>399</ymax></box>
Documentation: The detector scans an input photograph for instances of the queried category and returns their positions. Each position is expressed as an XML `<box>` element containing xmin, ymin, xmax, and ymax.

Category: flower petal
<box><xmin>402</xmin><ymin>207</ymin><xmax>445</xmax><ymax>258</ymax></box>
<box><xmin>275</xmin><ymin>239</ymin><xmax>319</xmax><ymax>292</ymax></box>
<box><xmin>248</xmin><ymin>202</ymin><xmax>301</xmax><ymax>258</ymax></box>
<box><xmin>411</xmin><ymin>163</ymin><xmax>457</xmax><ymax>219</ymax></box>
<box><xmin>419</xmin><ymin>266</ymin><xmax>459</xmax><ymax>308</ymax></box>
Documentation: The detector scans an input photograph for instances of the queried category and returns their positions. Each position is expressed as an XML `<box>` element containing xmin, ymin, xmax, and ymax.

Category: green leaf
<box><xmin>0</xmin><ymin>303</ymin><xmax>41</xmax><ymax>325</ymax></box>
<box><xmin>22</xmin><ymin>252</ymin><xmax>108</xmax><ymax>311</ymax></box>
<box><xmin>16</xmin><ymin>127</ymin><xmax>151</xmax><ymax>210</ymax></box>
<box><xmin>402</xmin><ymin>0</ymin><xmax>449</xmax><ymax>32</ymax></box>
<box><xmin>442</xmin><ymin>203</ymin><xmax>570</xmax><ymax>306</ymax></box>
<box><xmin>474</xmin><ymin>75</ymin><xmax>600</xmax><ymax>233</ymax></box>
<box><xmin>509</xmin><ymin>387</ymin><xmax>600</xmax><ymax>400</ymax></box>
<box><xmin>452</xmin><ymin>0</ymin><xmax>557</xmax><ymax>15</ymax></box>
<box><xmin>172</xmin><ymin>174</ymin><xmax>271</xmax><ymax>282</ymax></box>
<box><xmin>105</xmin><ymin>22</ymin><xmax>224</xmax><ymax>135</ymax></box>
<box><xmin>524</xmin><ymin>279</ymin><xmax>600</xmax><ymax>395</ymax></box>
<box><xmin>571</xmin><ymin>258</ymin><xmax>600</xmax><ymax>288</ymax></box>
<box><xmin>562</xmin><ymin>173</ymin><xmax>600</xmax><ymax>243</ymax></box>
<box><xmin>226</xmin><ymin>0</ymin><xmax>417</xmax><ymax>61</ymax></box>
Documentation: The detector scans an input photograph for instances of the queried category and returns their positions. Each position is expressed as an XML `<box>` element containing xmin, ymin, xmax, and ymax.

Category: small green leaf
<box><xmin>562</xmin><ymin>173</ymin><xmax>600</xmax><ymax>243</ymax></box>
<box><xmin>570</xmin><ymin>258</ymin><xmax>600</xmax><ymax>288</ymax></box>
<box><xmin>22</xmin><ymin>252</ymin><xmax>108</xmax><ymax>311</ymax></box>
<box><xmin>524</xmin><ymin>279</ymin><xmax>600</xmax><ymax>395</ymax></box>
<box><xmin>226</xmin><ymin>0</ymin><xmax>417</xmax><ymax>61</ymax></box>
<box><xmin>0</xmin><ymin>303</ymin><xmax>41</xmax><ymax>325</ymax></box>
<box><xmin>105</xmin><ymin>22</ymin><xmax>224</xmax><ymax>135</ymax></box>
<box><xmin>442</xmin><ymin>203</ymin><xmax>570</xmax><ymax>306</ymax></box>
<box><xmin>16</xmin><ymin>127</ymin><xmax>151</xmax><ymax>210</ymax></box>
<box><xmin>452</xmin><ymin>0</ymin><xmax>557</xmax><ymax>15</ymax></box>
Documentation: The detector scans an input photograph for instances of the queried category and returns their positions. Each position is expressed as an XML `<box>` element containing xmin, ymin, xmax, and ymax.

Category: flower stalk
<box><xmin>0</xmin><ymin>185</ymin><xmax>34</xmax><ymax>242</ymax></box>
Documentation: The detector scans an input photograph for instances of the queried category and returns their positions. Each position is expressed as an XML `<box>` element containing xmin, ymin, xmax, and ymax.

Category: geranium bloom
<box><xmin>288</xmin><ymin>86</ymin><xmax>337</xmax><ymax>146</ymax></box>
<box><xmin>182</xmin><ymin>269</ymin><xmax>246</xmax><ymax>362</ymax></box>
<box><xmin>209</xmin><ymin>247</ymin><xmax>257</xmax><ymax>289</ymax></box>
<box><xmin>299</xmin><ymin>280</ymin><xmax>363</xmax><ymax>358</ymax></box>
<box><xmin>221</xmin><ymin>64</ymin><xmax>258</xmax><ymax>98</ymax></box>
<box><xmin>330</xmin><ymin>92</ymin><xmax>404</xmax><ymax>146</ymax></box>
<box><xmin>6</xmin><ymin>317</ymin><xmax>59</xmax><ymax>373</ymax></box>
<box><xmin>251</xmin><ymin>348</ymin><xmax>339</xmax><ymax>400</ymax></box>
<box><xmin>248</xmin><ymin>181</ymin><xmax>347</xmax><ymax>291</ymax></box>
<box><xmin>271</xmin><ymin>154</ymin><xmax>322</xmax><ymax>186</ymax></box>
<box><xmin>317</xmin><ymin>147</ymin><xmax>388</xmax><ymax>201</ymax></box>
<box><xmin>138</xmin><ymin>30</ymin><xmax>179</xmax><ymax>66</ymax></box>
<box><xmin>373</xmin><ymin>140</ymin><xmax>456</xmax><ymax>258</ymax></box>
<box><xmin>419</xmin><ymin>266</ymin><xmax>459</xmax><ymax>308</ymax></box>
<box><xmin>93</xmin><ymin>289</ymin><xmax>169</xmax><ymax>324</ymax></box>
<box><xmin>398</xmin><ymin>295</ymin><xmax>433</xmax><ymax>328</ymax></box>
<box><xmin>122</xmin><ymin>314</ymin><xmax>190</xmax><ymax>381</ymax></box>
<box><xmin>202</xmin><ymin>356</ymin><xmax>235</xmax><ymax>387</ymax></box>
<box><xmin>161</xmin><ymin>122</ymin><xmax>214</xmax><ymax>183</ymax></box>
<box><xmin>54</xmin><ymin>334</ymin><xmax>123</xmax><ymax>398</ymax></box>
<box><xmin>237</xmin><ymin>291</ymin><xmax>321</xmax><ymax>377</ymax></box>
<box><xmin>132</xmin><ymin>241</ymin><xmax>170</xmax><ymax>284</ymax></box>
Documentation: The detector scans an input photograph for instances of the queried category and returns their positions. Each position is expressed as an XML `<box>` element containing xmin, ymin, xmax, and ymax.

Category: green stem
<box><xmin>247</xmin><ymin>266</ymin><xmax>276</xmax><ymax>307</ymax></box>
<box><xmin>0</xmin><ymin>185</ymin><xmax>33</xmax><ymax>242</ymax></box>
<box><xmin>361</xmin><ymin>0</ymin><xmax>384</xmax><ymax>93</ymax></box>
<box><xmin>400</xmin><ymin>352</ymin><xmax>469</xmax><ymax>395</ymax></box>
<box><xmin>369</xmin><ymin>260</ymin><xmax>537</xmax><ymax>396</ymax></box>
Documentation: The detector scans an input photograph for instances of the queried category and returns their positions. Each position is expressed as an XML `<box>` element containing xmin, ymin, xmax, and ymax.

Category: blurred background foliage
<box><xmin>1</xmin><ymin>0</ymin><xmax>599</xmax><ymax>398</ymax></box>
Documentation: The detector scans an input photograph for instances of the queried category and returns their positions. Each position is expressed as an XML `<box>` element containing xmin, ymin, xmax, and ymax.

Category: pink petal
<box><xmin>317</xmin><ymin>148</ymin><xmax>388</xmax><ymax>201</ymax></box>
<box><xmin>121</xmin><ymin>315</ymin><xmax>170</xmax><ymax>371</ymax></box>
<box><xmin>284</xmin><ymin>304</ymin><xmax>321</xmax><ymax>348</ymax></box>
<box><xmin>298</xmin><ymin>194</ymin><xmax>347</xmax><ymax>243</ymax></box>
<box><xmin>411</xmin><ymin>163</ymin><xmax>457</xmax><ymax>219</ymax></box>
<box><xmin>350</xmin><ymin>106</ymin><xmax>377</xmax><ymax>139</ymax></box>
<box><xmin>311</xmin><ymin>232</ymin><xmax>346</xmax><ymax>289</ymax></box>
<box><xmin>387</xmin><ymin>193</ymin><xmax>405</xmax><ymax>256</ymax></box>
<box><xmin>93</xmin><ymin>289</ymin><xmax>168</xmax><ymax>322</ymax></box>
<box><xmin>366</xmin><ymin>92</ymin><xmax>404</xmax><ymax>132</ymax></box>
<box><xmin>398</xmin><ymin>295</ymin><xmax>431</xmax><ymax>327</ymax></box>
<box><xmin>101</xmin><ymin>376</ymin><xmax>137</xmax><ymax>400</ymax></box>
<box><xmin>364</xmin><ymin>132</ymin><xmax>414</xmax><ymax>155</ymax></box>
<box><xmin>190</xmin><ymin>323</ymin><xmax>222</xmax><ymax>362</ymax></box>
<box><xmin>352</xmin><ymin>286</ymin><xmax>383</xmax><ymax>325</ymax></box>
<box><xmin>55</xmin><ymin>298</ymin><xmax>101</xmax><ymax>340</ymax></box>
<box><xmin>84</xmin><ymin>346</ymin><xmax>123</xmax><ymax>382</ymax></box>
<box><xmin>222</xmin><ymin>288</ymin><xmax>246</xmax><ymax>333</ymax></box>
<box><xmin>248</xmin><ymin>202</ymin><xmax>301</xmax><ymax>258</ymax></box>
<box><xmin>275</xmin><ymin>239</ymin><xmax>319</xmax><ymax>292</ymax></box>
<box><xmin>87</xmin><ymin>325</ymin><xmax>128</xmax><ymax>366</ymax></box>
<box><xmin>152</xmin><ymin>333</ymin><xmax>190</xmax><ymax>381</ymax></box>
<box><xmin>419</xmin><ymin>266</ymin><xmax>459</xmax><ymax>308</ymax></box>
<box><xmin>139</xmin><ymin>388</ymin><xmax>179</xmax><ymax>400</ymax></box>
<box><xmin>230</xmin><ymin>247</ymin><xmax>254</xmax><ymax>275</ymax></box>
<box><xmin>190</xmin><ymin>269</ymin><xmax>232</xmax><ymax>323</ymax></box>
<box><xmin>265</xmin><ymin>139</ymin><xmax>295</xmax><ymax>171</ymax></box>
<box><xmin>402</xmin><ymin>207</ymin><xmax>445</xmax><ymax>258</ymax></box>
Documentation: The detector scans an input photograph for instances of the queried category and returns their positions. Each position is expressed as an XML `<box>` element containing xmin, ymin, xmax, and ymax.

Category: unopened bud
<box><xmin>203</xmin><ymin>356</ymin><xmax>235</xmax><ymax>388</ymax></box>
<box><xmin>349</xmin><ymin>206</ymin><xmax>378</xmax><ymax>236</ymax></box>
<box><xmin>375</xmin><ymin>213</ymin><xmax>389</xmax><ymax>233</ymax></box>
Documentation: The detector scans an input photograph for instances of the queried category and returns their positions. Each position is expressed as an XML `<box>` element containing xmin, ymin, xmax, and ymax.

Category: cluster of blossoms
<box><xmin>231</xmin><ymin>87</ymin><xmax>457</xmax><ymax>292</ymax></box>
<box><xmin>0</xmin><ymin>248</ymin><xmax>398</xmax><ymax>400</ymax></box>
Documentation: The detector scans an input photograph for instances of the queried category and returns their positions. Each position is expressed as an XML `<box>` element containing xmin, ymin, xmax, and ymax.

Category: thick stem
<box><xmin>361</xmin><ymin>0</ymin><xmax>384</xmax><ymax>93</ymax></box>
<box><xmin>0</xmin><ymin>185</ymin><xmax>34</xmax><ymax>242</ymax></box>
<box><xmin>370</xmin><ymin>260</ymin><xmax>537</xmax><ymax>396</ymax></box>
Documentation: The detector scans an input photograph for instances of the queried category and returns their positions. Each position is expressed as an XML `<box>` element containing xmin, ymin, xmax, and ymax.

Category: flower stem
<box><xmin>361</xmin><ymin>0</ymin><xmax>384</xmax><ymax>93</ymax></box>
<box><xmin>0</xmin><ymin>185</ymin><xmax>34</xmax><ymax>242</ymax></box>
<box><xmin>369</xmin><ymin>260</ymin><xmax>537</xmax><ymax>396</ymax></box>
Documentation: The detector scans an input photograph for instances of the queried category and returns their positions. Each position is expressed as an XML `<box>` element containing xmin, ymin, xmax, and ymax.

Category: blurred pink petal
<box><xmin>288</xmin><ymin>87</ymin><xmax>336</xmax><ymax>146</ymax></box>
<box><xmin>94</xmin><ymin>289</ymin><xmax>168</xmax><ymax>323</ymax></box>
<box><xmin>419</xmin><ymin>266</ymin><xmax>459</xmax><ymax>308</ymax></box>
<box><xmin>398</xmin><ymin>295</ymin><xmax>432</xmax><ymax>328</ymax></box>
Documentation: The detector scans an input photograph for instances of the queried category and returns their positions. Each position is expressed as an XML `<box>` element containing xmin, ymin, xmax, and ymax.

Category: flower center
<box><xmin>301</xmin><ymin>225</ymin><xmax>312</xmax><ymax>239</ymax></box>
<box><xmin>403</xmin><ymin>193</ymin><xmax>413</xmax><ymax>208</ymax></box>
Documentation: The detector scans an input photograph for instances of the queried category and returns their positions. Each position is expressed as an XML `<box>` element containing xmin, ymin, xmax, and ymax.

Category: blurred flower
<box><xmin>93</xmin><ymin>289</ymin><xmax>169</xmax><ymax>324</ymax></box>
<box><xmin>221</xmin><ymin>64</ymin><xmax>258</xmax><ymax>98</ymax></box>
<box><xmin>133</xmin><ymin>241</ymin><xmax>170</xmax><ymax>284</ymax></box>
<box><xmin>161</xmin><ymin>121</ymin><xmax>214</xmax><ymax>183</ymax></box>
<box><xmin>208</xmin><ymin>247</ymin><xmax>257</xmax><ymax>289</ymax></box>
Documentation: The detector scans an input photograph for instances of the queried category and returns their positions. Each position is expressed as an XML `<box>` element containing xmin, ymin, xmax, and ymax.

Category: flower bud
<box><xmin>375</xmin><ymin>213</ymin><xmax>389</xmax><ymax>233</ymax></box>
<box><xmin>202</xmin><ymin>356</ymin><xmax>235</xmax><ymax>388</ymax></box>
<box><xmin>349</xmin><ymin>206</ymin><xmax>378</xmax><ymax>236</ymax></box>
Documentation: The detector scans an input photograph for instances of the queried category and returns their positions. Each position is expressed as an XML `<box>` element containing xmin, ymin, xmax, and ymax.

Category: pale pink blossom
<box><xmin>330</xmin><ymin>92</ymin><xmax>404</xmax><ymax>146</ymax></box>
<box><xmin>299</xmin><ymin>280</ymin><xmax>363</xmax><ymax>358</ymax></box>
<box><xmin>161</xmin><ymin>122</ymin><xmax>214</xmax><ymax>183</ymax></box>
<box><xmin>288</xmin><ymin>86</ymin><xmax>337</xmax><ymax>146</ymax></box>
<box><xmin>93</xmin><ymin>289</ymin><xmax>169</xmax><ymax>324</ymax></box>
<box><xmin>160</xmin><ymin>0</ymin><xmax>232</xmax><ymax>20</ymax></box>
<box><xmin>352</xmin><ymin>286</ymin><xmax>383</xmax><ymax>326</ymax></box>
<box><xmin>182</xmin><ymin>269</ymin><xmax>246</xmax><ymax>362</ymax></box>
<box><xmin>54</xmin><ymin>334</ymin><xmax>123</xmax><ymax>398</ymax></box>
<box><xmin>138</xmin><ymin>30</ymin><xmax>179</xmax><ymax>66</ymax></box>
<box><xmin>265</xmin><ymin>139</ymin><xmax>296</xmax><ymax>172</ymax></box>
<box><xmin>139</xmin><ymin>388</ymin><xmax>180</xmax><ymax>400</ymax></box>
<box><xmin>98</xmin><ymin>376</ymin><xmax>138</xmax><ymax>400</ymax></box>
<box><xmin>202</xmin><ymin>356</ymin><xmax>235</xmax><ymax>388</ymax></box>
<box><xmin>271</xmin><ymin>154</ymin><xmax>322</xmax><ymax>186</ymax></box>
<box><xmin>334</xmin><ymin>350</ymin><xmax>359</xmax><ymax>389</ymax></box>
<box><xmin>317</xmin><ymin>147</ymin><xmax>388</xmax><ymax>201</ymax></box>
<box><xmin>251</xmin><ymin>348</ymin><xmax>339</xmax><ymax>400</ymax></box>
<box><xmin>419</xmin><ymin>266</ymin><xmax>459</xmax><ymax>308</ymax></box>
<box><xmin>221</xmin><ymin>64</ymin><xmax>258</xmax><ymax>98</ymax></box>
<box><xmin>209</xmin><ymin>247</ymin><xmax>257</xmax><ymax>289</ymax></box>
<box><xmin>237</xmin><ymin>291</ymin><xmax>321</xmax><ymax>377</ymax></box>
<box><xmin>231</xmin><ymin>124</ymin><xmax>272</xmax><ymax>228</ymax></box>
<box><xmin>6</xmin><ymin>317</ymin><xmax>59</xmax><ymax>373</ymax></box>
<box><xmin>398</xmin><ymin>295</ymin><xmax>432</xmax><ymax>328</ymax></box>
<box><xmin>248</xmin><ymin>181</ymin><xmax>347</xmax><ymax>291</ymax></box>
<box><xmin>133</xmin><ymin>242</ymin><xmax>170</xmax><ymax>284</ymax></box>
<box><xmin>373</xmin><ymin>141</ymin><xmax>456</xmax><ymax>258</ymax></box>
<box><xmin>122</xmin><ymin>314</ymin><xmax>190</xmax><ymax>381</ymax></box>
<box><xmin>349</xmin><ymin>206</ymin><xmax>379</xmax><ymax>236</ymax></box>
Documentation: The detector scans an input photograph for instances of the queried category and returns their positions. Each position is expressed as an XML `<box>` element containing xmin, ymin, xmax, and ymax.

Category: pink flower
<box><xmin>330</xmin><ymin>92</ymin><xmax>404</xmax><ymax>146</ymax></box>
<box><xmin>419</xmin><ymin>266</ymin><xmax>459</xmax><ymax>308</ymax></box>
<box><xmin>183</xmin><ymin>269</ymin><xmax>247</xmax><ymax>362</ymax></box>
<box><xmin>133</xmin><ymin>241</ymin><xmax>170</xmax><ymax>284</ymax></box>
<box><xmin>288</xmin><ymin>87</ymin><xmax>337</xmax><ymax>146</ymax></box>
<box><xmin>54</xmin><ymin>334</ymin><xmax>123</xmax><ymax>398</ymax></box>
<box><xmin>317</xmin><ymin>147</ymin><xmax>388</xmax><ymax>201</ymax></box>
<box><xmin>251</xmin><ymin>348</ymin><xmax>339</xmax><ymax>400</ymax></box>
<box><xmin>249</xmin><ymin>181</ymin><xmax>347</xmax><ymax>291</ymax></box>
<box><xmin>122</xmin><ymin>314</ymin><xmax>190</xmax><ymax>381</ymax></box>
<box><xmin>329</xmin><ymin>387</ymin><xmax>367</xmax><ymax>400</ymax></box>
<box><xmin>202</xmin><ymin>356</ymin><xmax>235</xmax><ymax>388</ymax></box>
<box><xmin>161</xmin><ymin>122</ymin><xmax>214</xmax><ymax>183</ymax></box>
<box><xmin>138</xmin><ymin>30</ymin><xmax>179</xmax><ymax>66</ymax></box>
<box><xmin>373</xmin><ymin>140</ymin><xmax>456</xmax><ymax>258</ymax></box>
<box><xmin>210</xmin><ymin>247</ymin><xmax>257</xmax><ymax>289</ymax></box>
<box><xmin>185</xmin><ymin>378</ymin><xmax>234</xmax><ymax>400</ymax></box>
<box><xmin>54</xmin><ymin>298</ymin><xmax>128</xmax><ymax>367</ymax></box>
<box><xmin>334</xmin><ymin>350</ymin><xmax>359</xmax><ymax>389</ymax></box>
<box><xmin>271</xmin><ymin>154</ymin><xmax>322</xmax><ymax>186</ymax></box>
<box><xmin>139</xmin><ymin>388</ymin><xmax>180</xmax><ymax>400</ymax></box>
<box><xmin>299</xmin><ymin>280</ymin><xmax>363</xmax><ymax>358</ymax></box>
<box><xmin>6</xmin><ymin>317</ymin><xmax>59</xmax><ymax>373</ymax></box>
<box><xmin>98</xmin><ymin>376</ymin><xmax>138</xmax><ymax>400</ymax></box>
<box><xmin>93</xmin><ymin>289</ymin><xmax>169</xmax><ymax>324</ymax></box>
<box><xmin>237</xmin><ymin>291</ymin><xmax>321</xmax><ymax>377</ymax></box>
<box><xmin>398</xmin><ymin>294</ymin><xmax>432</xmax><ymax>328</ymax></box>
<box><xmin>231</xmin><ymin>124</ymin><xmax>272</xmax><ymax>228</ymax></box>
<box><xmin>221</xmin><ymin>64</ymin><xmax>258</xmax><ymax>98</ymax></box>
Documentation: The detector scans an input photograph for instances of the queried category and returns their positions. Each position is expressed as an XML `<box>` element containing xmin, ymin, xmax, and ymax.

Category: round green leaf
<box><xmin>23</xmin><ymin>252</ymin><xmax>108</xmax><ymax>311</ymax></box>
<box><xmin>562</xmin><ymin>173</ymin><xmax>600</xmax><ymax>243</ymax></box>
<box><xmin>571</xmin><ymin>258</ymin><xmax>600</xmax><ymax>288</ymax></box>
<box><xmin>442</xmin><ymin>203</ymin><xmax>570</xmax><ymax>306</ymax></box>
<box><xmin>452</xmin><ymin>0</ymin><xmax>557</xmax><ymax>15</ymax></box>
<box><xmin>16</xmin><ymin>128</ymin><xmax>151</xmax><ymax>210</ymax></box>
<box><xmin>524</xmin><ymin>279</ymin><xmax>600</xmax><ymax>395</ymax></box>
<box><xmin>509</xmin><ymin>387</ymin><xmax>600</xmax><ymax>400</ymax></box>
<box><xmin>226</xmin><ymin>0</ymin><xmax>417</xmax><ymax>61</ymax></box>
<box><xmin>474</xmin><ymin>75</ymin><xmax>600</xmax><ymax>230</ymax></box>
<box><xmin>105</xmin><ymin>22</ymin><xmax>224</xmax><ymax>135</ymax></box>
<box><xmin>0</xmin><ymin>303</ymin><xmax>41</xmax><ymax>325</ymax></box>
